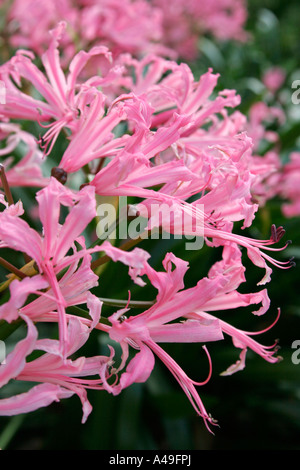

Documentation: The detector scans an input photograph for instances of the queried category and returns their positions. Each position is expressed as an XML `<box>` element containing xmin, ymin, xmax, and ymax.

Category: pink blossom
<box><xmin>6</xmin><ymin>0</ymin><xmax>78</xmax><ymax>59</ymax></box>
<box><xmin>0</xmin><ymin>5</ymin><xmax>291</xmax><ymax>432</ymax></box>
<box><xmin>0</xmin><ymin>177</ymin><xmax>98</xmax><ymax>356</ymax></box>
<box><xmin>244</xmin><ymin>151</ymin><xmax>281</xmax><ymax>206</ymax></box>
<box><xmin>99</xmin><ymin>245</ymin><xmax>225</xmax><ymax>431</ymax></box>
<box><xmin>77</xmin><ymin>59</ymin><xmax>291</xmax><ymax>285</ymax></box>
<box><xmin>4</xmin><ymin>0</ymin><xmax>168</xmax><ymax>62</ymax></box>
<box><xmin>58</xmin><ymin>67</ymin><xmax>240</xmax><ymax>177</ymax></box>
<box><xmin>262</xmin><ymin>67</ymin><xmax>286</xmax><ymax>93</ymax></box>
<box><xmin>185</xmin><ymin>244</ymin><xmax>280</xmax><ymax>373</ymax></box>
<box><xmin>246</xmin><ymin>101</ymin><xmax>285</xmax><ymax>153</ymax></box>
<box><xmin>0</xmin><ymin>314</ymin><xmax>112</xmax><ymax>423</ymax></box>
<box><xmin>0</xmin><ymin>249</ymin><xmax>100</xmax><ymax>327</ymax></box>
<box><xmin>152</xmin><ymin>0</ymin><xmax>249</xmax><ymax>60</ymax></box>
<box><xmin>0</xmin><ymin>122</ymin><xmax>49</xmax><ymax>187</ymax></box>
<box><xmin>0</xmin><ymin>276</ymin><xmax>49</xmax><ymax>323</ymax></box>
<box><xmin>0</xmin><ymin>22</ymin><xmax>119</xmax><ymax>155</ymax></box>
<box><xmin>78</xmin><ymin>0</ymin><xmax>168</xmax><ymax>59</ymax></box>
<box><xmin>93</xmin><ymin>242</ymin><xmax>280</xmax><ymax>431</ymax></box>
<box><xmin>0</xmin><ymin>192</ymin><xmax>24</xmax><ymax>217</ymax></box>
<box><xmin>2</xmin><ymin>0</ymin><xmax>248</xmax><ymax>63</ymax></box>
<box><xmin>57</xmin><ymin>90</ymin><xmax>129</xmax><ymax>173</ymax></box>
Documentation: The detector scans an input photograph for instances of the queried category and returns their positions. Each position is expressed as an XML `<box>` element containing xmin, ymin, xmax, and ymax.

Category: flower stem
<box><xmin>99</xmin><ymin>297</ymin><xmax>154</xmax><ymax>308</ymax></box>
<box><xmin>0</xmin><ymin>164</ymin><xmax>14</xmax><ymax>206</ymax></box>
<box><xmin>0</xmin><ymin>415</ymin><xmax>25</xmax><ymax>450</ymax></box>
<box><xmin>0</xmin><ymin>257</ymin><xmax>27</xmax><ymax>279</ymax></box>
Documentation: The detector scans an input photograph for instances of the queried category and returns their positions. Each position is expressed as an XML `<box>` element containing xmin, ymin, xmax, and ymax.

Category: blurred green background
<box><xmin>1</xmin><ymin>0</ymin><xmax>300</xmax><ymax>450</ymax></box>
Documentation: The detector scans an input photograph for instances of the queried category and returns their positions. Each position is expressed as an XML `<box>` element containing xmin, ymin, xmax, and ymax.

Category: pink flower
<box><xmin>0</xmin><ymin>177</ymin><xmax>98</xmax><ymax>356</ymax></box>
<box><xmin>2</xmin><ymin>0</ymin><xmax>249</xmax><ymax>65</ymax></box>
<box><xmin>244</xmin><ymin>151</ymin><xmax>281</xmax><ymax>206</ymax></box>
<box><xmin>4</xmin><ymin>0</ymin><xmax>168</xmax><ymax>62</ymax></box>
<box><xmin>0</xmin><ymin>193</ymin><xmax>24</xmax><ymax>218</ymax></box>
<box><xmin>263</xmin><ymin>67</ymin><xmax>286</xmax><ymax>93</ymax></box>
<box><xmin>94</xmin><ymin>242</ymin><xmax>280</xmax><ymax>431</ymax></box>
<box><xmin>185</xmin><ymin>244</ymin><xmax>280</xmax><ymax>374</ymax></box>
<box><xmin>0</xmin><ymin>122</ymin><xmax>49</xmax><ymax>187</ymax></box>
<box><xmin>98</xmin><ymin>245</ymin><xmax>224</xmax><ymax>431</ymax></box>
<box><xmin>91</xmin><ymin>59</ymin><xmax>291</xmax><ymax>284</ymax></box>
<box><xmin>0</xmin><ymin>313</ymin><xmax>112</xmax><ymax>423</ymax></box>
<box><xmin>0</xmin><ymin>248</ymin><xmax>99</xmax><ymax>326</ymax></box>
<box><xmin>72</xmin><ymin>58</ymin><xmax>291</xmax><ymax>287</ymax></box>
<box><xmin>57</xmin><ymin>90</ymin><xmax>129</xmax><ymax>173</ymax></box>
<box><xmin>0</xmin><ymin>276</ymin><xmax>49</xmax><ymax>323</ymax></box>
<box><xmin>6</xmin><ymin>0</ymin><xmax>78</xmax><ymax>59</ymax></box>
<box><xmin>78</xmin><ymin>0</ymin><xmax>167</xmax><ymax>59</ymax></box>
<box><xmin>246</xmin><ymin>102</ymin><xmax>285</xmax><ymax>153</ymax></box>
<box><xmin>0</xmin><ymin>22</ymin><xmax>119</xmax><ymax>155</ymax></box>
<box><xmin>0</xmin><ymin>3</ymin><xmax>291</xmax><ymax>433</ymax></box>
<box><xmin>152</xmin><ymin>0</ymin><xmax>249</xmax><ymax>60</ymax></box>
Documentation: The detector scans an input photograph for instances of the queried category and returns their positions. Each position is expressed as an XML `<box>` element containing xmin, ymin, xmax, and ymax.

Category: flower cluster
<box><xmin>152</xmin><ymin>0</ymin><xmax>249</xmax><ymax>60</ymax></box>
<box><xmin>1</xmin><ymin>0</ymin><xmax>248</xmax><ymax>62</ymax></box>
<box><xmin>0</xmin><ymin>3</ymin><xmax>293</xmax><ymax>434</ymax></box>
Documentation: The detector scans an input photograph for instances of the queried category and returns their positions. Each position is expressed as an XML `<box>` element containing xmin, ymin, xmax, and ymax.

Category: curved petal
<box><xmin>0</xmin><ymin>383</ymin><xmax>73</xmax><ymax>416</ymax></box>
<box><xmin>0</xmin><ymin>316</ymin><xmax>37</xmax><ymax>388</ymax></box>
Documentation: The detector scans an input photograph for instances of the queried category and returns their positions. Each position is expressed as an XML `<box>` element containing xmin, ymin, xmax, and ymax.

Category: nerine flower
<box><xmin>4</xmin><ymin>0</ymin><xmax>167</xmax><ymax>62</ymax></box>
<box><xmin>2</xmin><ymin>0</ymin><xmax>248</xmax><ymax>63</ymax></box>
<box><xmin>0</xmin><ymin>6</ymin><xmax>292</xmax><ymax>432</ymax></box>
<box><xmin>93</xmin><ymin>242</ymin><xmax>280</xmax><ymax>432</ymax></box>
<box><xmin>5</xmin><ymin>0</ymin><xmax>78</xmax><ymax>59</ymax></box>
<box><xmin>0</xmin><ymin>312</ymin><xmax>114</xmax><ymax>423</ymax></box>
<box><xmin>81</xmin><ymin>58</ymin><xmax>290</xmax><ymax>285</ymax></box>
<box><xmin>0</xmin><ymin>177</ymin><xmax>98</xmax><ymax>356</ymax></box>
<box><xmin>0</xmin><ymin>122</ymin><xmax>48</xmax><ymax>187</ymax></box>
<box><xmin>0</xmin><ymin>21</ymin><xmax>121</xmax><ymax>155</ymax></box>
<box><xmin>152</xmin><ymin>0</ymin><xmax>249</xmax><ymax>60</ymax></box>
<box><xmin>0</xmin><ymin>237</ymin><xmax>282</xmax><ymax>429</ymax></box>
<box><xmin>262</xmin><ymin>67</ymin><xmax>286</xmax><ymax>94</ymax></box>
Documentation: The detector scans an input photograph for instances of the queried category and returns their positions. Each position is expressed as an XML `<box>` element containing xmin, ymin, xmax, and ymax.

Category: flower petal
<box><xmin>0</xmin><ymin>383</ymin><xmax>74</xmax><ymax>416</ymax></box>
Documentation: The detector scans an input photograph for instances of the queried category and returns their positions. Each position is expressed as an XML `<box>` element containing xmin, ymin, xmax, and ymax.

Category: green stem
<box><xmin>66</xmin><ymin>305</ymin><xmax>111</xmax><ymax>326</ymax></box>
<box><xmin>99</xmin><ymin>297</ymin><xmax>155</xmax><ymax>309</ymax></box>
<box><xmin>66</xmin><ymin>296</ymin><xmax>155</xmax><ymax>322</ymax></box>
<box><xmin>0</xmin><ymin>415</ymin><xmax>25</xmax><ymax>450</ymax></box>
